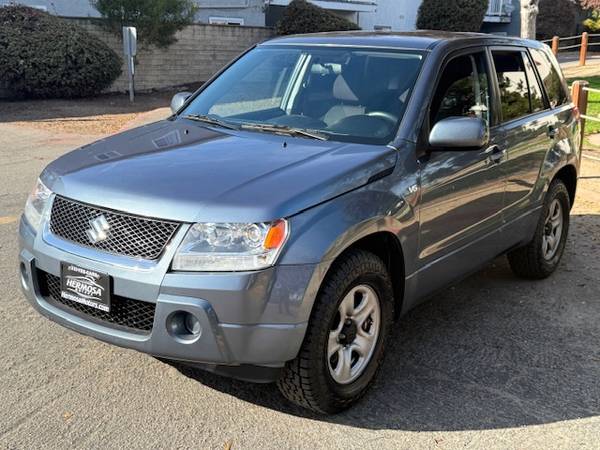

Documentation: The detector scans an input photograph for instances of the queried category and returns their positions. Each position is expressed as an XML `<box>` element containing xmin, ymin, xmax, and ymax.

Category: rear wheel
<box><xmin>508</xmin><ymin>180</ymin><xmax>570</xmax><ymax>279</ymax></box>
<box><xmin>277</xmin><ymin>249</ymin><xmax>394</xmax><ymax>414</ymax></box>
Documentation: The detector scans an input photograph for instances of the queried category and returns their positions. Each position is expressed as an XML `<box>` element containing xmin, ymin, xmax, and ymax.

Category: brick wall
<box><xmin>69</xmin><ymin>19</ymin><xmax>273</xmax><ymax>93</ymax></box>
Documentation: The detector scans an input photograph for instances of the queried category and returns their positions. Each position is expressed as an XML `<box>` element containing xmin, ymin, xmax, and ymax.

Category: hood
<box><xmin>42</xmin><ymin>119</ymin><xmax>397</xmax><ymax>223</ymax></box>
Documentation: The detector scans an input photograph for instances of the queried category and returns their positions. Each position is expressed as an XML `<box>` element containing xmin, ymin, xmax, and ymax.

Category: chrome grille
<box><xmin>49</xmin><ymin>196</ymin><xmax>179</xmax><ymax>260</ymax></box>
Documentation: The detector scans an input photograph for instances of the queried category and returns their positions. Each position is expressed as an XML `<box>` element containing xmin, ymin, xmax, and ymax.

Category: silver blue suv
<box><xmin>19</xmin><ymin>32</ymin><xmax>581</xmax><ymax>413</ymax></box>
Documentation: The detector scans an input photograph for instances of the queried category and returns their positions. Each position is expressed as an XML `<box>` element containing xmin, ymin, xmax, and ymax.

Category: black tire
<box><xmin>508</xmin><ymin>180</ymin><xmax>571</xmax><ymax>279</ymax></box>
<box><xmin>277</xmin><ymin>249</ymin><xmax>394</xmax><ymax>414</ymax></box>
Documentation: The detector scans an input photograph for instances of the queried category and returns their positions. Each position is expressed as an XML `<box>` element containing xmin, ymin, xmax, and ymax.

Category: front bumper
<box><xmin>19</xmin><ymin>217</ymin><xmax>321</xmax><ymax>381</ymax></box>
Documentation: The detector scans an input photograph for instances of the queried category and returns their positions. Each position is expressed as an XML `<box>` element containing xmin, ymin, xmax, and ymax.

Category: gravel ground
<box><xmin>0</xmin><ymin>115</ymin><xmax>599</xmax><ymax>449</ymax></box>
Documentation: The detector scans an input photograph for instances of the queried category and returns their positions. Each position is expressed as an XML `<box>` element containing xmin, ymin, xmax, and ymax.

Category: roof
<box><xmin>262</xmin><ymin>31</ymin><xmax>541</xmax><ymax>51</ymax></box>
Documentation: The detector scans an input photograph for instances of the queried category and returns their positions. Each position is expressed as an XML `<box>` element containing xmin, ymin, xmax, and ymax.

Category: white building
<box><xmin>358</xmin><ymin>0</ymin><xmax>419</xmax><ymax>31</ymax></box>
<box><xmin>357</xmin><ymin>0</ymin><xmax>518</xmax><ymax>33</ymax></box>
<box><xmin>0</xmin><ymin>0</ymin><xmax>521</xmax><ymax>36</ymax></box>
<box><xmin>266</xmin><ymin>0</ymin><xmax>377</xmax><ymax>26</ymax></box>
<box><xmin>0</xmin><ymin>0</ymin><xmax>100</xmax><ymax>17</ymax></box>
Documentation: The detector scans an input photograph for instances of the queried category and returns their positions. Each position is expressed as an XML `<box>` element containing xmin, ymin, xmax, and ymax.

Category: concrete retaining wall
<box><xmin>69</xmin><ymin>19</ymin><xmax>273</xmax><ymax>93</ymax></box>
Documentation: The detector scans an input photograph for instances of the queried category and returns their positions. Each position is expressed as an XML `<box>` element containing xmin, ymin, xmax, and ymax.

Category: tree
<box><xmin>521</xmin><ymin>0</ymin><xmax>540</xmax><ymax>39</ymax></box>
<box><xmin>416</xmin><ymin>0</ymin><xmax>488</xmax><ymax>32</ymax></box>
<box><xmin>93</xmin><ymin>0</ymin><xmax>198</xmax><ymax>48</ymax></box>
<box><xmin>275</xmin><ymin>0</ymin><xmax>360</xmax><ymax>35</ymax></box>
<box><xmin>537</xmin><ymin>0</ymin><xmax>579</xmax><ymax>40</ymax></box>
<box><xmin>580</xmin><ymin>0</ymin><xmax>600</xmax><ymax>8</ymax></box>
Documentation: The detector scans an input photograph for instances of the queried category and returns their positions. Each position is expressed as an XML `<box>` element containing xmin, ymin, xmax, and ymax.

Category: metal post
<box><xmin>127</xmin><ymin>57</ymin><xmax>134</xmax><ymax>103</ymax></box>
<box><xmin>551</xmin><ymin>36</ymin><xmax>559</xmax><ymax>56</ymax></box>
<box><xmin>122</xmin><ymin>27</ymin><xmax>137</xmax><ymax>103</ymax></box>
<box><xmin>579</xmin><ymin>32</ymin><xmax>589</xmax><ymax>67</ymax></box>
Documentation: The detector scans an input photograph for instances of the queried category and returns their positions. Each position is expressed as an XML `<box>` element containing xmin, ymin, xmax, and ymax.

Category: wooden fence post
<box><xmin>552</xmin><ymin>36</ymin><xmax>559</xmax><ymax>56</ymax></box>
<box><xmin>580</xmin><ymin>32</ymin><xmax>589</xmax><ymax>66</ymax></box>
<box><xmin>571</xmin><ymin>80</ymin><xmax>589</xmax><ymax>147</ymax></box>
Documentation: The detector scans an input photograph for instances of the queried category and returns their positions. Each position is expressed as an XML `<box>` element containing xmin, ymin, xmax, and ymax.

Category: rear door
<box><xmin>489</xmin><ymin>48</ymin><xmax>555</xmax><ymax>223</ymax></box>
<box><xmin>529</xmin><ymin>46</ymin><xmax>579</xmax><ymax>167</ymax></box>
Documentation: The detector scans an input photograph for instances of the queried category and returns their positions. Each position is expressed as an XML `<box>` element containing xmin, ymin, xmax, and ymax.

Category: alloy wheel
<box><xmin>327</xmin><ymin>284</ymin><xmax>381</xmax><ymax>385</ymax></box>
<box><xmin>542</xmin><ymin>198</ymin><xmax>563</xmax><ymax>260</ymax></box>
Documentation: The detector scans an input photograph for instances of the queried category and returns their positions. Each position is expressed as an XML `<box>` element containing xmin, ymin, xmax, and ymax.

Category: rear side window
<box><xmin>523</xmin><ymin>53</ymin><xmax>546</xmax><ymax>113</ymax></box>
<box><xmin>530</xmin><ymin>48</ymin><xmax>569</xmax><ymax>108</ymax></box>
<box><xmin>492</xmin><ymin>51</ymin><xmax>541</xmax><ymax>122</ymax></box>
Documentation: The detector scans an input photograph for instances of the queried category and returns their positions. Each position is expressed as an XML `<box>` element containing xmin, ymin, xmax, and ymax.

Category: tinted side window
<box><xmin>492</xmin><ymin>51</ymin><xmax>531</xmax><ymax>122</ymax></box>
<box><xmin>523</xmin><ymin>53</ymin><xmax>546</xmax><ymax>113</ymax></box>
<box><xmin>530</xmin><ymin>48</ymin><xmax>569</xmax><ymax>108</ymax></box>
<box><xmin>430</xmin><ymin>52</ymin><xmax>491</xmax><ymax>127</ymax></box>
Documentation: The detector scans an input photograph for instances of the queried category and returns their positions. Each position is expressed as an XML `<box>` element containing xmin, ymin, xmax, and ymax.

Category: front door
<box><xmin>417</xmin><ymin>49</ymin><xmax>506</xmax><ymax>277</ymax></box>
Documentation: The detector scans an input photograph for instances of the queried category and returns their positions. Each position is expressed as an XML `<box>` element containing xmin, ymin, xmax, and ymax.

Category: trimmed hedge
<box><xmin>276</xmin><ymin>0</ymin><xmax>360</xmax><ymax>36</ymax></box>
<box><xmin>0</xmin><ymin>6</ymin><xmax>122</xmax><ymax>99</ymax></box>
<box><xmin>416</xmin><ymin>0</ymin><xmax>488</xmax><ymax>32</ymax></box>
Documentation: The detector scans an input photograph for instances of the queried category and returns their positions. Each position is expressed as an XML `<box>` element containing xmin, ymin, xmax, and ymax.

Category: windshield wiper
<box><xmin>240</xmin><ymin>123</ymin><xmax>329</xmax><ymax>141</ymax></box>
<box><xmin>182</xmin><ymin>114</ymin><xmax>239</xmax><ymax>130</ymax></box>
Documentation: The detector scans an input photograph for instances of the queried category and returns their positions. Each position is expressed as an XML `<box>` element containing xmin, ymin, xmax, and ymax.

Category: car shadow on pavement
<box><xmin>0</xmin><ymin>91</ymin><xmax>182</xmax><ymax>123</ymax></box>
<box><xmin>169</xmin><ymin>215</ymin><xmax>600</xmax><ymax>431</ymax></box>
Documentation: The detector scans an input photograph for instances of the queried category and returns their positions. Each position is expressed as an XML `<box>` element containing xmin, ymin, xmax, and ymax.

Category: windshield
<box><xmin>180</xmin><ymin>45</ymin><xmax>424</xmax><ymax>144</ymax></box>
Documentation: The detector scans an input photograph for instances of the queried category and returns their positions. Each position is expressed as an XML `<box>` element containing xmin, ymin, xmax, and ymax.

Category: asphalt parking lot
<box><xmin>1</xmin><ymin>117</ymin><xmax>599</xmax><ymax>449</ymax></box>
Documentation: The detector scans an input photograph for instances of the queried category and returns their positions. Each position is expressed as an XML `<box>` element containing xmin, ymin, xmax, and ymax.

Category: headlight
<box><xmin>23</xmin><ymin>178</ymin><xmax>52</xmax><ymax>231</ymax></box>
<box><xmin>172</xmin><ymin>219</ymin><xmax>289</xmax><ymax>271</ymax></box>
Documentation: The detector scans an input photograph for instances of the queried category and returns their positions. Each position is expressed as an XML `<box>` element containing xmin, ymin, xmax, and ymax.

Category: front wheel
<box><xmin>508</xmin><ymin>180</ymin><xmax>571</xmax><ymax>279</ymax></box>
<box><xmin>277</xmin><ymin>249</ymin><xmax>394</xmax><ymax>414</ymax></box>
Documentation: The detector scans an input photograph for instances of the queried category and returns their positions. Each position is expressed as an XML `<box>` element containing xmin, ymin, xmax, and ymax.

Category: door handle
<box><xmin>482</xmin><ymin>145</ymin><xmax>506</xmax><ymax>164</ymax></box>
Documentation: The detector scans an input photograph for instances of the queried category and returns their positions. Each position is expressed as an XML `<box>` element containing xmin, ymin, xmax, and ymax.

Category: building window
<box><xmin>200</xmin><ymin>0</ymin><xmax>249</xmax><ymax>7</ymax></box>
<box><xmin>209</xmin><ymin>17</ymin><xmax>245</xmax><ymax>26</ymax></box>
<box><xmin>374</xmin><ymin>25</ymin><xmax>392</xmax><ymax>31</ymax></box>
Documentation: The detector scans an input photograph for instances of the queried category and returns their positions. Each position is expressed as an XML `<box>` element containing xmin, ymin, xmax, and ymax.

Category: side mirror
<box><xmin>170</xmin><ymin>92</ymin><xmax>192</xmax><ymax>114</ymax></box>
<box><xmin>429</xmin><ymin>116</ymin><xmax>488</xmax><ymax>149</ymax></box>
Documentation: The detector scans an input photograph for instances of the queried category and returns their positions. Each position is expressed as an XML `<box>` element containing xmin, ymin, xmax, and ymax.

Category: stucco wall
<box><xmin>0</xmin><ymin>0</ymin><xmax>100</xmax><ymax>17</ymax></box>
<box><xmin>195</xmin><ymin>0</ymin><xmax>266</xmax><ymax>26</ymax></box>
<box><xmin>358</xmin><ymin>0</ymin><xmax>420</xmax><ymax>31</ymax></box>
<box><xmin>0</xmin><ymin>0</ymin><xmax>267</xmax><ymax>25</ymax></box>
<box><xmin>69</xmin><ymin>19</ymin><xmax>273</xmax><ymax>93</ymax></box>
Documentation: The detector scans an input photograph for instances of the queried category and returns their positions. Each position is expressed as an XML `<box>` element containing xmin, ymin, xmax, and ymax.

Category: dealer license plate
<box><xmin>60</xmin><ymin>262</ymin><xmax>111</xmax><ymax>313</ymax></box>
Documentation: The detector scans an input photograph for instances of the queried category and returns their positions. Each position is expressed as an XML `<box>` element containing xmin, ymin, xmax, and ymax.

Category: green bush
<box><xmin>0</xmin><ymin>6</ymin><xmax>122</xmax><ymax>99</ymax></box>
<box><xmin>93</xmin><ymin>0</ymin><xmax>197</xmax><ymax>48</ymax></box>
<box><xmin>583</xmin><ymin>11</ymin><xmax>600</xmax><ymax>33</ymax></box>
<box><xmin>276</xmin><ymin>0</ymin><xmax>360</xmax><ymax>36</ymax></box>
<box><xmin>584</xmin><ymin>12</ymin><xmax>600</xmax><ymax>33</ymax></box>
<box><xmin>416</xmin><ymin>0</ymin><xmax>488</xmax><ymax>32</ymax></box>
<box><xmin>536</xmin><ymin>0</ymin><xmax>579</xmax><ymax>40</ymax></box>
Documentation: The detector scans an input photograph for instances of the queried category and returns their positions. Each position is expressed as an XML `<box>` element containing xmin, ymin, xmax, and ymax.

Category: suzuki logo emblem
<box><xmin>87</xmin><ymin>215</ymin><xmax>110</xmax><ymax>244</ymax></box>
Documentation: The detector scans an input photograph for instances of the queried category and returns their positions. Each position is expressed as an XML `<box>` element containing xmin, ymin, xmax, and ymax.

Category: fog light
<box><xmin>184</xmin><ymin>313</ymin><xmax>201</xmax><ymax>335</ymax></box>
<box><xmin>20</xmin><ymin>262</ymin><xmax>29</xmax><ymax>291</ymax></box>
<box><xmin>167</xmin><ymin>311</ymin><xmax>202</xmax><ymax>342</ymax></box>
